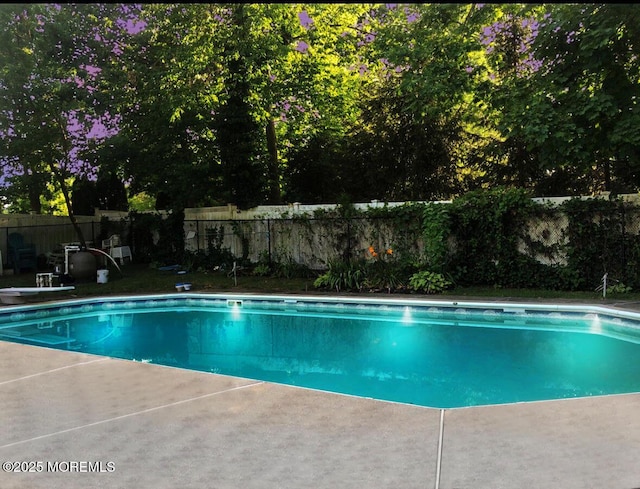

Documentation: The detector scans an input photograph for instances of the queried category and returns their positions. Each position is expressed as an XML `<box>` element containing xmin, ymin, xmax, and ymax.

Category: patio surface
<box><xmin>1</xmin><ymin>340</ymin><xmax>640</xmax><ymax>489</ymax></box>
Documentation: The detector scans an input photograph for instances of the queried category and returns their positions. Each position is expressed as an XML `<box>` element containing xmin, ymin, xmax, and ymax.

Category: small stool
<box><xmin>36</xmin><ymin>272</ymin><xmax>54</xmax><ymax>287</ymax></box>
<box><xmin>111</xmin><ymin>246</ymin><xmax>132</xmax><ymax>265</ymax></box>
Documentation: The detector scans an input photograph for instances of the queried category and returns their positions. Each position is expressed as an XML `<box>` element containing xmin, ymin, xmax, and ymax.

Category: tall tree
<box><xmin>117</xmin><ymin>3</ymin><xmax>369</xmax><ymax>209</ymax></box>
<box><xmin>108</xmin><ymin>4</ymin><xmax>224</xmax><ymax>211</ymax></box>
<box><xmin>534</xmin><ymin>4</ymin><xmax>640</xmax><ymax>193</ymax></box>
<box><xmin>337</xmin><ymin>4</ymin><xmax>500</xmax><ymax>200</ymax></box>
<box><xmin>0</xmin><ymin>4</ymin><xmax>128</xmax><ymax>243</ymax></box>
<box><xmin>483</xmin><ymin>4</ymin><xmax>640</xmax><ymax>195</ymax></box>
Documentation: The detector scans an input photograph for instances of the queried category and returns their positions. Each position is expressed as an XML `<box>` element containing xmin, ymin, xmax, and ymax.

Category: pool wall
<box><xmin>2</xmin><ymin>293</ymin><xmax>640</xmax><ymax>342</ymax></box>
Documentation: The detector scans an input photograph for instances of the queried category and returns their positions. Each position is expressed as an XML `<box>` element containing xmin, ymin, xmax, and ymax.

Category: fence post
<box><xmin>267</xmin><ymin>218</ymin><xmax>272</xmax><ymax>265</ymax></box>
<box><xmin>347</xmin><ymin>218</ymin><xmax>352</xmax><ymax>260</ymax></box>
<box><xmin>620</xmin><ymin>202</ymin><xmax>627</xmax><ymax>283</ymax></box>
<box><xmin>196</xmin><ymin>219</ymin><xmax>200</xmax><ymax>252</ymax></box>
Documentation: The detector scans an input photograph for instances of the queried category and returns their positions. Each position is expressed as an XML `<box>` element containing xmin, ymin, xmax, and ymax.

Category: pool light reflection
<box><xmin>402</xmin><ymin>306</ymin><xmax>413</xmax><ymax>325</ymax></box>
<box><xmin>227</xmin><ymin>299</ymin><xmax>243</xmax><ymax>320</ymax></box>
<box><xmin>590</xmin><ymin>314</ymin><xmax>602</xmax><ymax>335</ymax></box>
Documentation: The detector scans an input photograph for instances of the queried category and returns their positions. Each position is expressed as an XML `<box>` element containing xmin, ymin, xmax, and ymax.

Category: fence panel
<box><xmin>2</xmin><ymin>221</ymin><xmax>98</xmax><ymax>271</ymax></box>
<box><xmin>3</xmin><ymin>201</ymin><xmax>639</xmax><ymax>291</ymax></box>
<box><xmin>184</xmin><ymin>216</ymin><xmax>425</xmax><ymax>270</ymax></box>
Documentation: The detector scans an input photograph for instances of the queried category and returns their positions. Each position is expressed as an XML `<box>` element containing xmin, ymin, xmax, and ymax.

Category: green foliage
<box><xmin>255</xmin><ymin>248</ymin><xmax>314</xmax><ymax>279</ymax></box>
<box><xmin>422</xmin><ymin>203</ymin><xmax>451</xmax><ymax>271</ymax></box>
<box><xmin>128</xmin><ymin>192</ymin><xmax>156</xmax><ymax>212</ymax></box>
<box><xmin>608</xmin><ymin>282</ymin><xmax>633</xmax><ymax>295</ymax></box>
<box><xmin>0</xmin><ymin>4</ymin><xmax>128</xmax><ymax>220</ymax></box>
<box><xmin>71</xmin><ymin>177</ymin><xmax>99</xmax><ymax>216</ymax></box>
<box><xmin>95</xmin><ymin>169</ymin><xmax>128</xmax><ymax>211</ymax></box>
<box><xmin>96</xmin><ymin>215</ymin><xmax>129</xmax><ymax>250</ymax></box>
<box><xmin>307</xmin><ymin>192</ymin><xmax>640</xmax><ymax>293</ymax></box>
<box><xmin>204</xmin><ymin>225</ymin><xmax>235</xmax><ymax>269</ymax></box>
<box><xmin>363</xmin><ymin>259</ymin><xmax>407</xmax><ymax>293</ymax></box>
<box><xmin>559</xmin><ymin>197</ymin><xmax>639</xmax><ymax>290</ymax></box>
<box><xmin>154</xmin><ymin>209</ymin><xmax>186</xmax><ymax>264</ymax></box>
<box><xmin>362</xmin><ymin>245</ymin><xmax>412</xmax><ymax>293</ymax></box>
<box><xmin>123</xmin><ymin>189</ymin><xmax>640</xmax><ymax>294</ymax></box>
<box><xmin>181</xmin><ymin>224</ymin><xmax>237</xmax><ymax>273</ymax></box>
<box><xmin>129</xmin><ymin>211</ymin><xmax>164</xmax><ymax>264</ymax></box>
<box><xmin>446</xmin><ymin>187</ymin><xmax>539</xmax><ymax>286</ymax></box>
<box><xmin>313</xmin><ymin>259</ymin><xmax>367</xmax><ymax>292</ymax></box>
<box><xmin>252</xmin><ymin>263</ymin><xmax>272</xmax><ymax>277</ymax></box>
<box><xmin>414</xmin><ymin>190</ymin><xmax>640</xmax><ymax>292</ymax></box>
<box><xmin>364</xmin><ymin>203</ymin><xmax>425</xmax><ymax>264</ymax></box>
<box><xmin>274</xmin><ymin>260</ymin><xmax>314</xmax><ymax>279</ymax></box>
<box><xmin>487</xmin><ymin>4</ymin><xmax>640</xmax><ymax>194</ymax></box>
<box><xmin>4</xmin><ymin>3</ymin><xmax>640</xmax><ymax>214</ymax></box>
<box><xmin>213</xmin><ymin>83</ymin><xmax>265</xmax><ymax>210</ymax></box>
<box><xmin>284</xmin><ymin>132</ymin><xmax>350</xmax><ymax>203</ymax></box>
<box><xmin>251</xmin><ymin>250</ymin><xmax>272</xmax><ymax>277</ymax></box>
<box><xmin>314</xmin><ymin>243</ymin><xmax>417</xmax><ymax>294</ymax></box>
<box><xmin>408</xmin><ymin>270</ymin><xmax>453</xmax><ymax>294</ymax></box>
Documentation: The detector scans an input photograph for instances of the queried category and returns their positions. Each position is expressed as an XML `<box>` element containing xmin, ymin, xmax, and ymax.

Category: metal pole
<box><xmin>267</xmin><ymin>218</ymin><xmax>272</xmax><ymax>265</ymax></box>
<box><xmin>347</xmin><ymin>218</ymin><xmax>351</xmax><ymax>260</ymax></box>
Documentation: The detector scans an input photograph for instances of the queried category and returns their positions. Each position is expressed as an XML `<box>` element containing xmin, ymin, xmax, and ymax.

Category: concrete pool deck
<box><xmin>1</xmin><ymin>341</ymin><xmax>640</xmax><ymax>489</ymax></box>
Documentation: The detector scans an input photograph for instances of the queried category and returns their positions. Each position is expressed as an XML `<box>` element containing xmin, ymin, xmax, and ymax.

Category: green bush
<box><xmin>313</xmin><ymin>259</ymin><xmax>366</xmax><ymax>292</ymax></box>
<box><xmin>274</xmin><ymin>260</ymin><xmax>314</xmax><ymax>279</ymax></box>
<box><xmin>252</xmin><ymin>263</ymin><xmax>271</xmax><ymax>277</ymax></box>
<box><xmin>608</xmin><ymin>282</ymin><xmax>632</xmax><ymax>294</ymax></box>
<box><xmin>408</xmin><ymin>270</ymin><xmax>453</xmax><ymax>294</ymax></box>
<box><xmin>363</xmin><ymin>260</ymin><xmax>408</xmax><ymax>293</ymax></box>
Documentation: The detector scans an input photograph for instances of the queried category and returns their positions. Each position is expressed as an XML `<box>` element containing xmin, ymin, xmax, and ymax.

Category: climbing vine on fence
<box><xmin>560</xmin><ymin>197</ymin><xmax>640</xmax><ymax>290</ymax></box>
<box><xmin>364</xmin><ymin>203</ymin><xmax>425</xmax><ymax>265</ymax></box>
<box><xmin>443</xmin><ymin>187</ymin><xmax>564</xmax><ymax>289</ymax></box>
<box><xmin>421</xmin><ymin>202</ymin><xmax>451</xmax><ymax>272</ymax></box>
<box><xmin>122</xmin><ymin>189</ymin><xmax>640</xmax><ymax>294</ymax></box>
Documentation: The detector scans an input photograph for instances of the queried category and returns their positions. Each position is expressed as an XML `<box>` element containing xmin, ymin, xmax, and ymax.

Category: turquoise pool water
<box><xmin>2</xmin><ymin>294</ymin><xmax>640</xmax><ymax>408</ymax></box>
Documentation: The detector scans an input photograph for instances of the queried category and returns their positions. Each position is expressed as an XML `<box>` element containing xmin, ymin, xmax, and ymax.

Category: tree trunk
<box><xmin>28</xmin><ymin>182</ymin><xmax>42</xmax><ymax>214</ymax></box>
<box><xmin>266</xmin><ymin>118</ymin><xmax>281</xmax><ymax>203</ymax></box>
<box><xmin>48</xmin><ymin>161</ymin><xmax>87</xmax><ymax>248</ymax></box>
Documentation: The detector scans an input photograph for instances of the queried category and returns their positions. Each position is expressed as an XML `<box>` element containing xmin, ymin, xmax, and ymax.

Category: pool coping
<box><xmin>5</xmin><ymin>290</ymin><xmax>640</xmax><ymax>316</ymax></box>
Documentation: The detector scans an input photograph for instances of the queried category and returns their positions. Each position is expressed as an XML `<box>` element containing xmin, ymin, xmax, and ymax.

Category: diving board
<box><xmin>0</xmin><ymin>286</ymin><xmax>75</xmax><ymax>305</ymax></box>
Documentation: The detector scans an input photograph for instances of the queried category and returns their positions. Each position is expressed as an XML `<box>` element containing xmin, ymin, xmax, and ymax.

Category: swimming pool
<box><xmin>2</xmin><ymin>294</ymin><xmax>640</xmax><ymax>408</ymax></box>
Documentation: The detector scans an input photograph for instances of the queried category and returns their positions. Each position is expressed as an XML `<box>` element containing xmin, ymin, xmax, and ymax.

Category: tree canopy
<box><xmin>1</xmin><ymin>3</ymin><xmax>639</xmax><ymax>215</ymax></box>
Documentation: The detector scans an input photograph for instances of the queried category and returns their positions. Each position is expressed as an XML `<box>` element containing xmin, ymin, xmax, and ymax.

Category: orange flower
<box><xmin>386</xmin><ymin>248</ymin><xmax>393</xmax><ymax>255</ymax></box>
<box><xmin>368</xmin><ymin>246</ymin><xmax>375</xmax><ymax>254</ymax></box>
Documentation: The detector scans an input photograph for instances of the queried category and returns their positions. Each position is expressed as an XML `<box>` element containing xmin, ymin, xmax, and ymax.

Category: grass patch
<box><xmin>441</xmin><ymin>286</ymin><xmax>627</xmax><ymax>301</ymax></box>
<box><xmin>2</xmin><ymin>263</ymin><xmax>638</xmax><ymax>304</ymax></box>
<box><xmin>0</xmin><ymin>263</ymin><xmax>318</xmax><ymax>302</ymax></box>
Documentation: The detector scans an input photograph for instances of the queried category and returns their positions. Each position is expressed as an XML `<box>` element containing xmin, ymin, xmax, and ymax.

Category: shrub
<box><xmin>408</xmin><ymin>270</ymin><xmax>453</xmax><ymax>294</ymax></box>
<box><xmin>364</xmin><ymin>260</ymin><xmax>407</xmax><ymax>293</ymax></box>
<box><xmin>252</xmin><ymin>263</ymin><xmax>271</xmax><ymax>277</ymax></box>
<box><xmin>313</xmin><ymin>259</ymin><xmax>366</xmax><ymax>292</ymax></box>
<box><xmin>274</xmin><ymin>260</ymin><xmax>314</xmax><ymax>279</ymax></box>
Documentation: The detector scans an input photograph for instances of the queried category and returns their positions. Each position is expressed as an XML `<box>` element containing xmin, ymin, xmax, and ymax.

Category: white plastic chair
<box><xmin>102</xmin><ymin>235</ymin><xmax>132</xmax><ymax>265</ymax></box>
<box><xmin>101</xmin><ymin>234</ymin><xmax>121</xmax><ymax>250</ymax></box>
